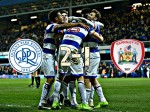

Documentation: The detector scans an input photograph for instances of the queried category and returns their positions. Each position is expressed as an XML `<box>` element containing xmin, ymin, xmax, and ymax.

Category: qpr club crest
<box><xmin>110</xmin><ymin>39</ymin><xmax>145</xmax><ymax>74</ymax></box>
<box><xmin>9</xmin><ymin>39</ymin><xmax>43</xmax><ymax>74</ymax></box>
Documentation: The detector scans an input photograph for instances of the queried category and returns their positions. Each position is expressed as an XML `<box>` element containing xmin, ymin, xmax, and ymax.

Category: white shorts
<box><xmin>41</xmin><ymin>55</ymin><xmax>56</xmax><ymax>78</ymax></box>
<box><xmin>58</xmin><ymin>46</ymin><xmax>84</xmax><ymax>77</ymax></box>
<box><xmin>70</xmin><ymin>57</ymin><xmax>84</xmax><ymax>77</ymax></box>
<box><xmin>84</xmin><ymin>52</ymin><xmax>100</xmax><ymax>78</ymax></box>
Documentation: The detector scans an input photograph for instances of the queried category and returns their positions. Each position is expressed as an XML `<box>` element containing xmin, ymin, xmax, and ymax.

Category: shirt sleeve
<box><xmin>45</xmin><ymin>23</ymin><xmax>59</xmax><ymax>33</ymax></box>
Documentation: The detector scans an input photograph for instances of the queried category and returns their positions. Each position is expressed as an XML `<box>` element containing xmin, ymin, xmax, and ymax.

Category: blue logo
<box><xmin>16</xmin><ymin>48</ymin><xmax>37</xmax><ymax>66</ymax></box>
<box><xmin>9</xmin><ymin>39</ymin><xmax>43</xmax><ymax>74</ymax></box>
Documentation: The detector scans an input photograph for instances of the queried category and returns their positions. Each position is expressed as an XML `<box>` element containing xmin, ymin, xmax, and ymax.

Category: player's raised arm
<box><xmin>68</xmin><ymin>16</ymin><xmax>94</xmax><ymax>27</ymax></box>
<box><xmin>53</xmin><ymin>22</ymin><xmax>89</xmax><ymax>31</ymax></box>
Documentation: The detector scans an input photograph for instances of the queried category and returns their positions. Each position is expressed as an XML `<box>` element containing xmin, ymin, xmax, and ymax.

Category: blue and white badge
<box><xmin>9</xmin><ymin>39</ymin><xmax>43</xmax><ymax>74</ymax></box>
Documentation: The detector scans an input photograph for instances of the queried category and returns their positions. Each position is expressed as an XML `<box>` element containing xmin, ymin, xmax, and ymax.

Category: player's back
<box><xmin>61</xmin><ymin>26</ymin><xmax>89</xmax><ymax>50</ymax></box>
<box><xmin>43</xmin><ymin>23</ymin><xmax>58</xmax><ymax>57</ymax></box>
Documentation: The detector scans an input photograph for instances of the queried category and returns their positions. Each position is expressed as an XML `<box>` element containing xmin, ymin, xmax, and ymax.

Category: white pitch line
<box><xmin>0</xmin><ymin>104</ymin><xmax>31</xmax><ymax>108</ymax></box>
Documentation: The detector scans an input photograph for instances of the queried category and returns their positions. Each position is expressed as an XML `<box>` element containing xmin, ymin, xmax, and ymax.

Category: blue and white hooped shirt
<box><xmin>43</xmin><ymin>23</ymin><xmax>59</xmax><ymax>57</ymax></box>
<box><xmin>60</xmin><ymin>26</ymin><xmax>94</xmax><ymax>51</ymax></box>
<box><xmin>83</xmin><ymin>21</ymin><xmax>101</xmax><ymax>53</ymax></box>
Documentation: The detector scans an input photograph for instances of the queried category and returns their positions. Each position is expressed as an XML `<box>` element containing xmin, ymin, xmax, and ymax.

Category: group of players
<box><xmin>38</xmin><ymin>8</ymin><xmax>108</xmax><ymax>110</ymax></box>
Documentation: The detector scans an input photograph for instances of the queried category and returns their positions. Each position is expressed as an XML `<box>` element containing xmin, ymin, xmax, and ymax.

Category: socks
<box><xmin>86</xmin><ymin>88</ymin><xmax>91</xmax><ymax>103</ymax></box>
<box><xmin>78</xmin><ymin>81</ymin><xmax>86</xmax><ymax>104</ymax></box>
<box><xmin>39</xmin><ymin>82</ymin><xmax>52</xmax><ymax>105</ymax></box>
<box><xmin>94</xmin><ymin>84</ymin><xmax>106</xmax><ymax>102</ymax></box>
<box><xmin>53</xmin><ymin>80</ymin><xmax>62</xmax><ymax>102</ymax></box>
<box><xmin>35</xmin><ymin>77</ymin><xmax>40</xmax><ymax>88</ymax></box>
<box><xmin>89</xmin><ymin>86</ymin><xmax>94</xmax><ymax>101</ymax></box>
<box><xmin>38</xmin><ymin>77</ymin><xmax>41</xmax><ymax>86</ymax></box>
<box><xmin>31</xmin><ymin>76</ymin><xmax>34</xmax><ymax>85</ymax></box>
<box><xmin>69</xmin><ymin>81</ymin><xmax>77</xmax><ymax>105</ymax></box>
<box><xmin>62</xmin><ymin>82</ymin><xmax>69</xmax><ymax>100</ymax></box>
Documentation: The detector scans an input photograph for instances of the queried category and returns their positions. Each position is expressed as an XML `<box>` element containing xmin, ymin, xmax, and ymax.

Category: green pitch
<box><xmin>0</xmin><ymin>78</ymin><xmax>150</xmax><ymax>112</ymax></box>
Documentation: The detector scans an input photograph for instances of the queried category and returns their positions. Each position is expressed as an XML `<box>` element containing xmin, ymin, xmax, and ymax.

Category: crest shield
<box><xmin>110</xmin><ymin>39</ymin><xmax>145</xmax><ymax>74</ymax></box>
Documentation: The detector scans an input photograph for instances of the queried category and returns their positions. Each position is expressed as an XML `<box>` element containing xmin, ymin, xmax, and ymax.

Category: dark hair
<box><xmin>60</xmin><ymin>10</ymin><xmax>68</xmax><ymax>15</ymax></box>
<box><xmin>91</xmin><ymin>9</ymin><xmax>101</xmax><ymax>20</ymax></box>
<box><xmin>81</xmin><ymin>8</ymin><xmax>91</xmax><ymax>14</ymax></box>
<box><xmin>48</xmin><ymin>10</ymin><xmax>59</xmax><ymax>22</ymax></box>
<box><xmin>81</xmin><ymin>8</ymin><xmax>91</xmax><ymax>18</ymax></box>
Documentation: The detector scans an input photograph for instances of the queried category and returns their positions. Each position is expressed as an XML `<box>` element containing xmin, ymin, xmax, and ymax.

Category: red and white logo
<box><xmin>110</xmin><ymin>39</ymin><xmax>145</xmax><ymax>74</ymax></box>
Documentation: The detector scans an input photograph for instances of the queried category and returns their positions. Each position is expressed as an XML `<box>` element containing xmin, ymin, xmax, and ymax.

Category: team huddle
<box><xmin>38</xmin><ymin>8</ymin><xmax>108</xmax><ymax>110</ymax></box>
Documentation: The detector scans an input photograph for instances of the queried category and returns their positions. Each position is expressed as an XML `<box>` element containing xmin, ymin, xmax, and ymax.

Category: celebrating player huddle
<box><xmin>38</xmin><ymin>8</ymin><xmax>108</xmax><ymax>110</ymax></box>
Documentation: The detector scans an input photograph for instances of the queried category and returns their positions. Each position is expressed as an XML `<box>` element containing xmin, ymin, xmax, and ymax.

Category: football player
<box><xmin>38</xmin><ymin>10</ymin><xmax>88</xmax><ymax>110</ymax></box>
<box><xmin>82</xmin><ymin>8</ymin><xmax>108</xmax><ymax>108</ymax></box>
<box><xmin>52</xmin><ymin>15</ymin><xmax>103</xmax><ymax>110</ymax></box>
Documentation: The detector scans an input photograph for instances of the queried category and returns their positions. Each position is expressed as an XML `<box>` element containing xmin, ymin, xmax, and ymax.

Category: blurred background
<box><xmin>0</xmin><ymin>0</ymin><xmax>149</xmax><ymax>78</ymax></box>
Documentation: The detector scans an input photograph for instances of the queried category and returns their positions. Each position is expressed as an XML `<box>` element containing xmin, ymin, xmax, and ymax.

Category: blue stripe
<box><xmin>61</xmin><ymin>40</ymin><xmax>80</xmax><ymax>49</ymax></box>
<box><xmin>46</xmin><ymin>25</ymin><xmax>54</xmax><ymax>33</ymax></box>
<box><xmin>43</xmin><ymin>48</ymin><xmax>55</xmax><ymax>55</ymax></box>
<box><xmin>84</xmin><ymin>76</ymin><xmax>97</xmax><ymax>78</ymax></box>
<box><xmin>90</xmin><ymin>47</ymin><xmax>99</xmax><ymax>52</ymax></box>
<box><xmin>59</xmin><ymin>72</ymin><xmax>66</xmax><ymax>76</ymax></box>
<box><xmin>65</xmin><ymin>31</ymin><xmax>85</xmax><ymax>39</ymax></box>
<box><xmin>72</xmin><ymin>74</ymin><xmax>83</xmax><ymax>77</ymax></box>
<box><xmin>44</xmin><ymin>76</ymin><xmax>55</xmax><ymax>78</ymax></box>
<box><xmin>43</xmin><ymin>38</ymin><xmax>55</xmax><ymax>44</ymax></box>
<box><xmin>95</xmin><ymin>25</ymin><xmax>100</xmax><ymax>33</ymax></box>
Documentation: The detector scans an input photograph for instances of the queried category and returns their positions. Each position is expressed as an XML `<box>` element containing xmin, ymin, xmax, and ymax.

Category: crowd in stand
<box><xmin>0</xmin><ymin>22</ymin><xmax>44</xmax><ymax>51</ymax></box>
<box><xmin>98</xmin><ymin>61</ymin><xmax>150</xmax><ymax>78</ymax></box>
<box><xmin>101</xmin><ymin>6</ymin><xmax>150</xmax><ymax>44</ymax></box>
<box><xmin>0</xmin><ymin>61</ymin><xmax>150</xmax><ymax>78</ymax></box>
<box><xmin>0</xmin><ymin>5</ymin><xmax>149</xmax><ymax>52</ymax></box>
<box><xmin>0</xmin><ymin>65</ymin><xmax>13</xmax><ymax>75</ymax></box>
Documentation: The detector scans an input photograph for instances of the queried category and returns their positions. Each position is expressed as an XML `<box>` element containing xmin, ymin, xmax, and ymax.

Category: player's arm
<box><xmin>91</xmin><ymin>32</ymin><xmax>104</xmax><ymax>42</ymax></box>
<box><xmin>68</xmin><ymin>16</ymin><xmax>94</xmax><ymax>27</ymax></box>
<box><xmin>68</xmin><ymin>16</ymin><xmax>81</xmax><ymax>22</ymax></box>
<box><xmin>89</xmin><ymin>28</ymin><xmax>104</xmax><ymax>42</ymax></box>
<box><xmin>54</xmin><ymin>22</ymin><xmax>88</xmax><ymax>31</ymax></box>
<box><xmin>93</xmin><ymin>27</ymin><xmax>104</xmax><ymax>42</ymax></box>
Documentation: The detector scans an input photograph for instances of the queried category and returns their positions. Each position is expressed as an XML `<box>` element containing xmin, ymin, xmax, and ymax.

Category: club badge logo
<box><xmin>111</xmin><ymin>39</ymin><xmax>145</xmax><ymax>74</ymax></box>
<box><xmin>9</xmin><ymin>39</ymin><xmax>43</xmax><ymax>74</ymax></box>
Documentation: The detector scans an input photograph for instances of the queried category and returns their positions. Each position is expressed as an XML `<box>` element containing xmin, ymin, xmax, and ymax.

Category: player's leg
<box><xmin>84</xmin><ymin>77</ymin><xmax>92</xmax><ymax>104</ymax></box>
<box><xmin>76</xmin><ymin>76</ymin><xmax>92</xmax><ymax>110</ymax></box>
<box><xmin>84</xmin><ymin>52</ymin><xmax>96</xmax><ymax>107</ymax></box>
<box><xmin>69</xmin><ymin>80</ymin><xmax>78</xmax><ymax>106</ymax></box>
<box><xmin>71</xmin><ymin>57</ymin><xmax>92</xmax><ymax>110</ymax></box>
<box><xmin>38</xmin><ymin>57</ymin><xmax>55</xmax><ymax>110</ymax></box>
<box><xmin>91</xmin><ymin>78</ymin><xmax>108</xmax><ymax>108</ymax></box>
<box><xmin>28</xmin><ymin>73</ymin><xmax>35</xmax><ymax>87</ymax></box>
<box><xmin>69</xmin><ymin>76</ymin><xmax>78</xmax><ymax>107</ymax></box>
<box><xmin>37</xmin><ymin>69</ymin><xmax>41</xmax><ymax>87</ymax></box>
<box><xmin>52</xmin><ymin>49</ymin><xmax>67</xmax><ymax>109</ymax></box>
<box><xmin>62</xmin><ymin>76</ymin><xmax>71</xmax><ymax>106</ymax></box>
<box><xmin>89</xmin><ymin>86</ymin><xmax>94</xmax><ymax>107</ymax></box>
<box><xmin>35</xmin><ymin>71</ymin><xmax>40</xmax><ymax>89</ymax></box>
<box><xmin>84</xmin><ymin>77</ymin><xmax>95</xmax><ymax>107</ymax></box>
<box><xmin>85</xmin><ymin>52</ymin><xmax>108</xmax><ymax>108</ymax></box>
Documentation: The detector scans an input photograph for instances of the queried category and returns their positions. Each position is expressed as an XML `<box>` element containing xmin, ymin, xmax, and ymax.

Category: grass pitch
<box><xmin>0</xmin><ymin>78</ymin><xmax>150</xmax><ymax>112</ymax></box>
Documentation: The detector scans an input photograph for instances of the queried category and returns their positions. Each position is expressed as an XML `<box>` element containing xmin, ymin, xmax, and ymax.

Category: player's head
<box><xmin>60</xmin><ymin>10</ymin><xmax>68</xmax><ymax>23</ymax></box>
<box><xmin>48</xmin><ymin>10</ymin><xmax>63</xmax><ymax>23</ymax></box>
<box><xmin>88</xmin><ymin>9</ymin><xmax>101</xmax><ymax>21</ymax></box>
<box><xmin>81</xmin><ymin>8</ymin><xmax>91</xmax><ymax>19</ymax></box>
